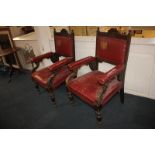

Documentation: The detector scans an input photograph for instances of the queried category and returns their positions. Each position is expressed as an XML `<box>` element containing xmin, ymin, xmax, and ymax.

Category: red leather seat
<box><xmin>68</xmin><ymin>71</ymin><xmax>122</xmax><ymax>106</ymax></box>
<box><xmin>66</xmin><ymin>28</ymin><xmax>131</xmax><ymax>125</ymax></box>
<box><xmin>31</xmin><ymin>29</ymin><xmax>75</xmax><ymax>105</ymax></box>
<box><xmin>32</xmin><ymin>65</ymin><xmax>71</xmax><ymax>89</ymax></box>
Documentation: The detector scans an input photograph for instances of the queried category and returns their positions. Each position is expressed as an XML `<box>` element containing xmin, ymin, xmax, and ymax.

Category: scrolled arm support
<box><xmin>66</xmin><ymin>70</ymin><xmax>78</xmax><ymax>86</ymax></box>
<box><xmin>46</xmin><ymin>57</ymin><xmax>74</xmax><ymax>90</ymax></box>
<box><xmin>96</xmin><ymin>82</ymin><xmax>109</xmax><ymax>108</ymax></box>
<box><xmin>98</xmin><ymin>65</ymin><xmax>125</xmax><ymax>85</ymax></box>
<box><xmin>31</xmin><ymin>62</ymin><xmax>40</xmax><ymax>73</ymax></box>
<box><xmin>47</xmin><ymin>74</ymin><xmax>56</xmax><ymax>91</ymax></box>
<box><xmin>89</xmin><ymin>60</ymin><xmax>98</xmax><ymax>71</ymax></box>
<box><xmin>31</xmin><ymin>51</ymin><xmax>56</xmax><ymax>72</ymax></box>
<box><xmin>95</xmin><ymin>65</ymin><xmax>124</xmax><ymax>107</ymax></box>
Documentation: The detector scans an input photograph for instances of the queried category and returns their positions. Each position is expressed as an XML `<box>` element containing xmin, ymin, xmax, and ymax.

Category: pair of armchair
<box><xmin>31</xmin><ymin>28</ymin><xmax>131</xmax><ymax>125</ymax></box>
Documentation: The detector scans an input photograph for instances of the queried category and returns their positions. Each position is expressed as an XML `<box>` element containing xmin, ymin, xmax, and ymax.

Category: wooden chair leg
<box><xmin>67</xmin><ymin>91</ymin><xmax>74</xmax><ymax>105</ymax></box>
<box><xmin>95</xmin><ymin>106</ymin><xmax>103</xmax><ymax>128</ymax></box>
<box><xmin>8</xmin><ymin>64</ymin><xmax>14</xmax><ymax>83</ymax></box>
<box><xmin>49</xmin><ymin>91</ymin><xmax>57</xmax><ymax>107</ymax></box>
<box><xmin>120</xmin><ymin>88</ymin><xmax>124</xmax><ymax>104</ymax></box>
<box><xmin>35</xmin><ymin>83</ymin><xmax>40</xmax><ymax>94</ymax></box>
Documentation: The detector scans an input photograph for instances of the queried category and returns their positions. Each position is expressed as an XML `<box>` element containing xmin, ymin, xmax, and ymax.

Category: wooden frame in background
<box><xmin>0</xmin><ymin>28</ymin><xmax>22</xmax><ymax>69</ymax></box>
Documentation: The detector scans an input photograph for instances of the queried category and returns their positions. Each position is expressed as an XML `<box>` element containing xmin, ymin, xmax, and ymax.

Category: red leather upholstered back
<box><xmin>55</xmin><ymin>34</ymin><xmax>74</xmax><ymax>57</ymax></box>
<box><xmin>96</xmin><ymin>28</ymin><xmax>131</xmax><ymax>65</ymax></box>
<box><xmin>96</xmin><ymin>36</ymin><xmax>127</xmax><ymax>65</ymax></box>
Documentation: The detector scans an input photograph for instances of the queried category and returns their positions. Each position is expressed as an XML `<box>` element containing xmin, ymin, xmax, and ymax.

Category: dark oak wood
<box><xmin>66</xmin><ymin>28</ymin><xmax>131</xmax><ymax>126</ymax></box>
<box><xmin>120</xmin><ymin>88</ymin><xmax>124</xmax><ymax>104</ymax></box>
<box><xmin>95</xmin><ymin>105</ymin><xmax>102</xmax><ymax>127</ymax></box>
<box><xmin>67</xmin><ymin>91</ymin><xmax>74</xmax><ymax>105</ymax></box>
<box><xmin>32</xmin><ymin>29</ymin><xmax>75</xmax><ymax>106</ymax></box>
<box><xmin>94</xmin><ymin>28</ymin><xmax>131</xmax><ymax>124</ymax></box>
<box><xmin>66</xmin><ymin>71</ymin><xmax>77</xmax><ymax>105</ymax></box>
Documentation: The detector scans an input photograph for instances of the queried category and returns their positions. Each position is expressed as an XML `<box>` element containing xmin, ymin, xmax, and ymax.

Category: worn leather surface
<box><xmin>67</xmin><ymin>31</ymin><xmax>129</xmax><ymax>109</ymax></box>
<box><xmin>98</xmin><ymin>65</ymin><xmax>124</xmax><ymax>85</ymax></box>
<box><xmin>48</xmin><ymin>57</ymin><xmax>73</xmax><ymax>71</ymax></box>
<box><xmin>55</xmin><ymin>36</ymin><xmax>74</xmax><ymax>57</ymax></box>
<box><xmin>32</xmin><ymin>65</ymin><xmax>71</xmax><ymax>89</ymax></box>
<box><xmin>96</xmin><ymin>37</ymin><xmax>127</xmax><ymax>65</ymax></box>
<box><xmin>68</xmin><ymin>71</ymin><xmax>122</xmax><ymax>107</ymax></box>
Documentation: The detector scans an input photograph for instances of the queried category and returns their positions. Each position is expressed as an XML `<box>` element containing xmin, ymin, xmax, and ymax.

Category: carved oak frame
<box><xmin>31</xmin><ymin>29</ymin><xmax>75</xmax><ymax>105</ymax></box>
<box><xmin>66</xmin><ymin>28</ymin><xmax>131</xmax><ymax>124</ymax></box>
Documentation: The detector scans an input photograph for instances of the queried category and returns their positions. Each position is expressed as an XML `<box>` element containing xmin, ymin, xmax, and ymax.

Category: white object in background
<box><xmin>98</xmin><ymin>62</ymin><xmax>115</xmax><ymax>72</ymax></box>
<box><xmin>77</xmin><ymin>65</ymin><xmax>92</xmax><ymax>77</ymax></box>
<box><xmin>59</xmin><ymin>56</ymin><xmax>65</xmax><ymax>60</ymax></box>
<box><xmin>77</xmin><ymin>61</ymin><xmax>115</xmax><ymax>77</ymax></box>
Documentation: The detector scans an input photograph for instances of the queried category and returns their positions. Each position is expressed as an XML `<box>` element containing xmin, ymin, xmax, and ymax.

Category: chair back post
<box><xmin>122</xmin><ymin>32</ymin><xmax>131</xmax><ymax>84</ymax></box>
<box><xmin>71</xmin><ymin>30</ymin><xmax>75</xmax><ymax>61</ymax></box>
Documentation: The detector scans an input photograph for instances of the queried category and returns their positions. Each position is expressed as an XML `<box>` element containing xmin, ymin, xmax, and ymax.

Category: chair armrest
<box><xmin>48</xmin><ymin>57</ymin><xmax>73</xmax><ymax>72</ymax></box>
<box><xmin>30</xmin><ymin>51</ymin><xmax>54</xmax><ymax>63</ymax></box>
<box><xmin>98</xmin><ymin>65</ymin><xmax>125</xmax><ymax>85</ymax></box>
<box><xmin>68</xmin><ymin>56</ymin><xmax>96</xmax><ymax>71</ymax></box>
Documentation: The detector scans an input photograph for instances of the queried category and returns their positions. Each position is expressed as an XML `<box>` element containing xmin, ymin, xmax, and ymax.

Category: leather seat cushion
<box><xmin>32</xmin><ymin>66</ymin><xmax>71</xmax><ymax>89</ymax></box>
<box><xmin>68</xmin><ymin>71</ymin><xmax>122</xmax><ymax>107</ymax></box>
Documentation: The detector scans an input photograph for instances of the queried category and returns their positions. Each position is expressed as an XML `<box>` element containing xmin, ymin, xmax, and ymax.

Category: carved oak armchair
<box><xmin>66</xmin><ymin>28</ymin><xmax>131</xmax><ymax>125</ymax></box>
<box><xmin>31</xmin><ymin>29</ymin><xmax>75</xmax><ymax>106</ymax></box>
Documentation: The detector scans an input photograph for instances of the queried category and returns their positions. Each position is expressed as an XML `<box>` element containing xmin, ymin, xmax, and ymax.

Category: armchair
<box><xmin>66</xmin><ymin>28</ymin><xmax>131</xmax><ymax>125</ymax></box>
<box><xmin>31</xmin><ymin>29</ymin><xmax>75</xmax><ymax>106</ymax></box>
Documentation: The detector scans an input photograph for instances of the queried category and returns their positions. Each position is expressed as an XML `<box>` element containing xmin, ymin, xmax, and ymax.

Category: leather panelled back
<box><xmin>55</xmin><ymin>35</ymin><xmax>74</xmax><ymax>57</ymax></box>
<box><xmin>96</xmin><ymin>36</ymin><xmax>127</xmax><ymax>65</ymax></box>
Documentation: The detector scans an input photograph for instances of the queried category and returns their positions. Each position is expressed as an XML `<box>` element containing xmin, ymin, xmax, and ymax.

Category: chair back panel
<box><xmin>96</xmin><ymin>36</ymin><xmax>127</xmax><ymax>65</ymax></box>
<box><xmin>54</xmin><ymin>29</ymin><xmax>75</xmax><ymax>58</ymax></box>
<box><xmin>96</xmin><ymin>28</ymin><xmax>130</xmax><ymax>65</ymax></box>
